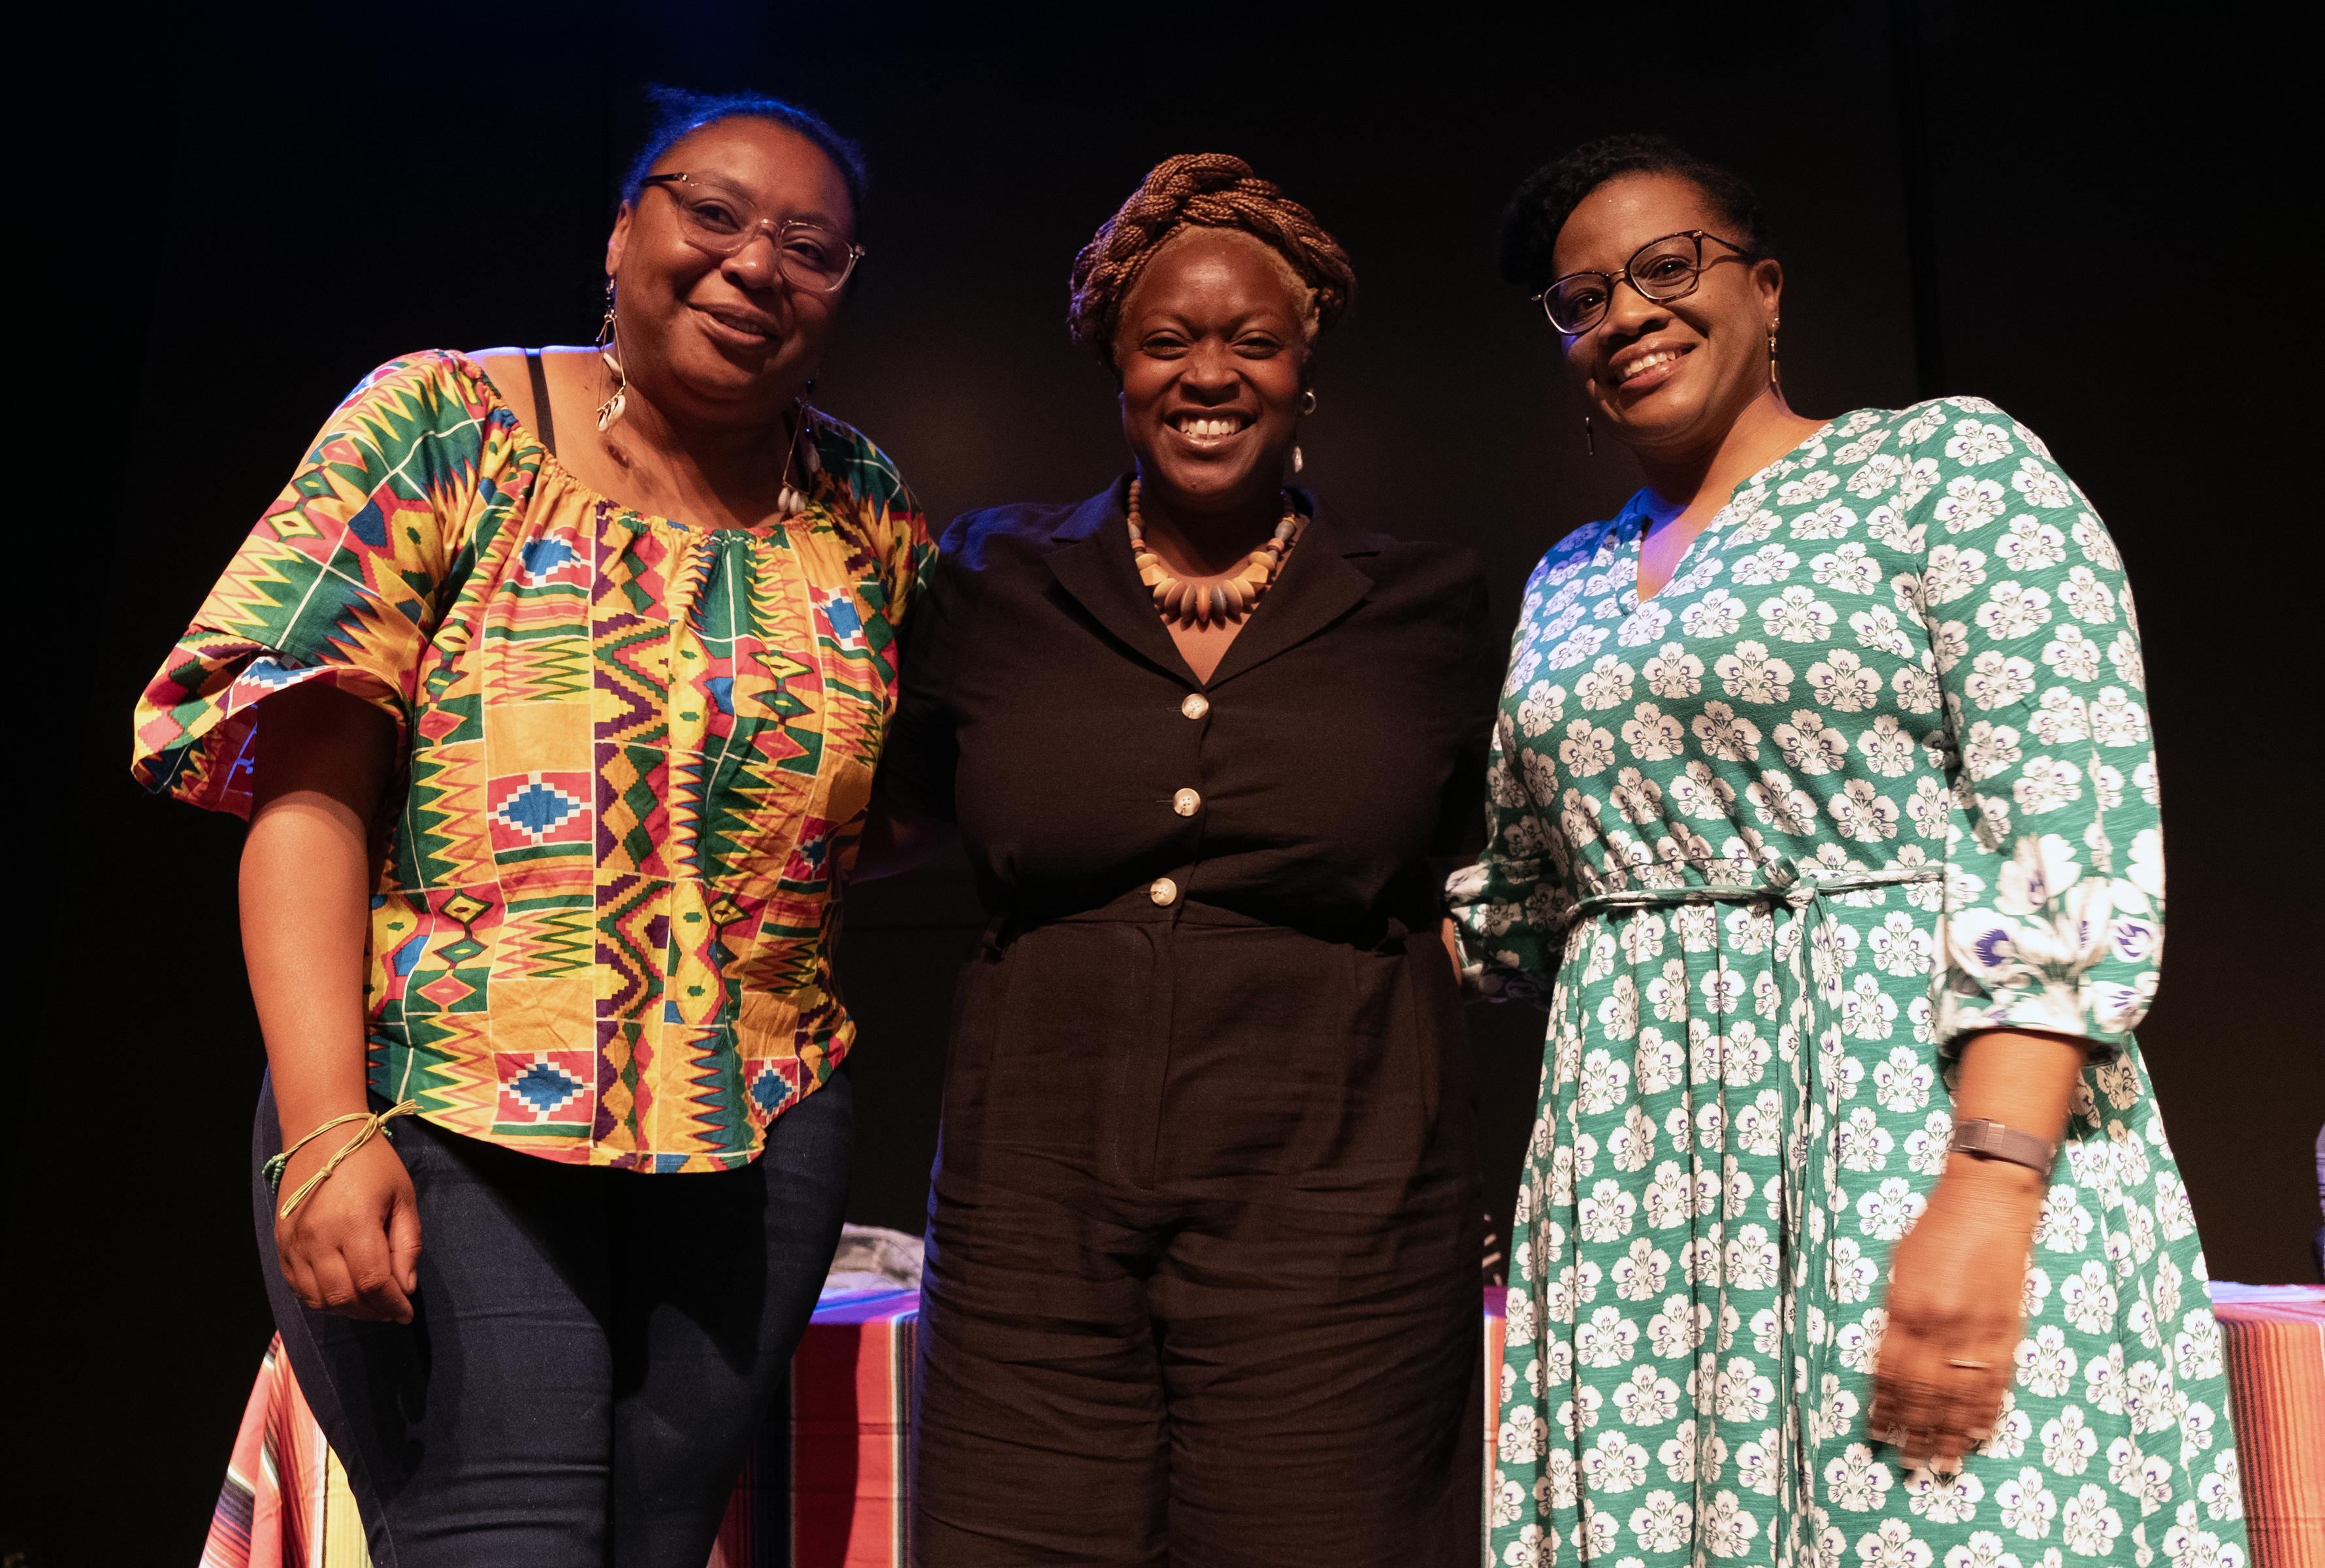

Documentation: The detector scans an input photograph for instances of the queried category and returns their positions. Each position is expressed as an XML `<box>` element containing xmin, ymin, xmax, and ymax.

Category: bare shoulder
<box><xmin>463</xmin><ymin>345</ymin><xmax>594</xmax><ymax>436</ymax></box>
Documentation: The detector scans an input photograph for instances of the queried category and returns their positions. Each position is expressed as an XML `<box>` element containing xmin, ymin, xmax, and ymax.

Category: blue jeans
<box><xmin>253</xmin><ymin>1069</ymin><xmax>851</xmax><ymax>1568</ymax></box>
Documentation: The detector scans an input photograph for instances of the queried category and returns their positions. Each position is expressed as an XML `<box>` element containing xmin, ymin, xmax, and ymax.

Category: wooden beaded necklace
<box><xmin>1126</xmin><ymin>478</ymin><xmax>1301</xmax><ymax>628</ymax></box>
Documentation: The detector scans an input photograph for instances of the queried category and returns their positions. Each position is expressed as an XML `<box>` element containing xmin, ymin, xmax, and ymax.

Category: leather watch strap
<box><xmin>1947</xmin><ymin>1117</ymin><xmax>2057</xmax><ymax>1174</ymax></box>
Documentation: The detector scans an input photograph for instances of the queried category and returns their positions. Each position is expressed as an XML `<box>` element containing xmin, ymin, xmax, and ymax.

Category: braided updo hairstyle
<box><xmin>1068</xmin><ymin>153</ymin><xmax>1356</xmax><ymax>369</ymax></box>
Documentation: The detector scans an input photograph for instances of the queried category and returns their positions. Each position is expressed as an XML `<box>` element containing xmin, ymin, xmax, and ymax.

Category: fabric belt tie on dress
<box><xmin>1559</xmin><ymin>857</ymin><xmax>1943</xmax><ymax>1549</ymax></box>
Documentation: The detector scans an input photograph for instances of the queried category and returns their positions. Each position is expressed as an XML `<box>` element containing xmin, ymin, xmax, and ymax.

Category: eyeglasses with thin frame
<box><xmin>1534</xmin><ymin>229</ymin><xmax>1756</xmax><ymax>336</ymax></box>
<box><xmin>640</xmin><ymin>172</ymin><xmax>865</xmax><ymax>293</ymax></box>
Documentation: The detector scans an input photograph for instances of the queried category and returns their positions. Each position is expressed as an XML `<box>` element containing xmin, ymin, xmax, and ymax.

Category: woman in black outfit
<box><xmin>883</xmin><ymin>154</ymin><xmax>1500</xmax><ymax>1565</ymax></box>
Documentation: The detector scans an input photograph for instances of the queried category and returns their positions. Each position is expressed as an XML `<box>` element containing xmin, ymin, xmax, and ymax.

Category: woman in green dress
<box><xmin>1453</xmin><ymin>134</ymin><xmax>2247</xmax><ymax>1568</ymax></box>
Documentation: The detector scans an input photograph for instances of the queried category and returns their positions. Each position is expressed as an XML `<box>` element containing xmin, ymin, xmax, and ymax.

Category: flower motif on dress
<box><xmin>2028</xmin><ymin>689</ymin><xmax>2089</xmax><ymax>747</ymax></box>
<box><xmin>1815</xmin><ymin>542</ymin><xmax>1885</xmax><ymax>595</ymax></box>
<box><xmin>1892</xmin><ymin>659</ymin><xmax>1944</xmax><ymax>715</ymax></box>
<box><xmin>2058</xmin><ymin>566</ymin><xmax>2118</xmax><ymax>624</ymax></box>
<box><xmin>1618</xmin><ymin>597</ymin><xmax>1675</xmax><ymax>647</ymax></box>
<box><xmin>2013</xmin><ymin>755</ymin><xmax>2085</xmax><ymax>816</ymax></box>
<box><xmin>2071</xmin><ymin>514</ymin><xmax>2123</xmax><ymax>570</ymax></box>
<box><xmin>1961</xmin><ymin>649</ymin><xmax>2038</xmax><ymax>710</ymax></box>
<box><xmin>2088</xmin><ymin>688</ymin><xmax>2149</xmax><ymax>747</ymax></box>
<box><xmin>1577</xmin><ymin>654</ymin><xmax>1639</xmax><ymax>711</ymax></box>
<box><xmin>1798</xmin><ymin>500</ymin><xmax>1862</xmax><ymax>539</ymax></box>
<box><xmin>1716</xmin><ymin>640</ymin><xmax>1797</xmax><ymax>704</ymax></box>
<box><xmin>1946</xmin><ymin>418</ymin><xmax>2016</xmax><ymax>466</ymax></box>
<box><xmin>1829</xmin><ymin>780</ymin><xmax>1902</xmax><ymax>843</ymax></box>
<box><xmin>1995</xmin><ymin>516</ymin><xmax>2069</xmax><ymax>572</ymax></box>
<box><xmin>1761</xmin><ymin>585</ymin><xmax>1842</xmax><ymax>642</ymax></box>
<box><xmin>1682</xmin><ymin>589</ymin><xmax>1748</xmax><ymax>640</ymax></box>
<box><xmin>1852</xmin><ymin>1516</ymin><xmax>1934</xmax><ymax>1567</ymax></box>
<box><xmin>2010</xmin><ymin>455</ymin><xmax>2077</xmax><ymax>510</ymax></box>
<box><xmin>2059</xmin><ymin>1484</ymin><xmax>2123</xmax><ymax>1557</ymax></box>
<box><xmin>1583</xmin><ymin>1429</ymin><xmax>1653</xmax><ymax>1494</ymax></box>
<box><xmin>1515</xmin><ymin>680</ymin><xmax>1569</xmax><ymax>738</ymax></box>
<box><xmin>1621</xmin><ymin>700</ymin><xmax>1688</xmax><ymax>762</ymax></box>
<box><xmin>1558</xmin><ymin>718</ymin><xmax>1619</xmax><ymax>778</ymax></box>
<box><xmin>1855</xmin><ymin>1177</ymin><xmax>1922</xmax><ymax>1239</ymax></box>
<box><xmin>1631</xmin><ymin>1489</ymin><xmax>1697</xmax><ymax>1552</ymax></box>
<box><xmin>2040</xmin><ymin>624</ymin><xmax>2104</xmax><ymax>683</ymax></box>
<box><xmin>1810</xmin><ymin>649</ymin><xmax>1888</xmax><ymax>711</ymax></box>
<box><xmin>1976</xmin><ymin>581</ymin><xmax>2054</xmax><ymax>641</ymax></box>
<box><xmin>1907</xmin><ymin>1470</ymin><xmax>1987</xmax><ymax>1526</ymax></box>
<box><xmin>1868</xmin><ymin>502</ymin><xmax>1928</xmax><ymax>551</ymax></box>
<box><xmin>1734</xmin><ymin>542</ymin><xmax>1804</xmax><ymax>587</ymax></box>
<box><xmin>1994</xmin><ymin>1468</ymin><xmax>2060</xmax><ymax>1539</ymax></box>
<box><xmin>1942</xmin><ymin>1529</ymin><xmax>2025</xmax><ymax>1568</ymax></box>
<box><xmin>1847</xmin><ymin>453</ymin><xmax>1907</xmax><ymax>498</ymax></box>
<box><xmin>1935</xmin><ymin>475</ymin><xmax>2009</xmax><ymax>533</ymax></box>
<box><xmin>1546</xmin><ymin>623</ymin><xmax>1614</xmax><ymax>670</ymax></box>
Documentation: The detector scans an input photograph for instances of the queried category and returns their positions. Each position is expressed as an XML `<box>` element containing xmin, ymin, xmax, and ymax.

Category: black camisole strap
<box><xmin>524</xmin><ymin>348</ymin><xmax>559</xmax><ymax>459</ymax></box>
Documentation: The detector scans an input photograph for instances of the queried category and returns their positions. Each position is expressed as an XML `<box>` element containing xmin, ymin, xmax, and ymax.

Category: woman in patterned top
<box><xmin>1456</xmin><ymin>135</ymin><xmax>2247</xmax><ymax>1568</ymax></box>
<box><xmin>133</xmin><ymin>90</ymin><xmax>930</xmax><ymax>1567</ymax></box>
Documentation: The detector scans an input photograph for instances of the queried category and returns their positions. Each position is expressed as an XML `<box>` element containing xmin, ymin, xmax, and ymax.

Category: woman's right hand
<box><xmin>272</xmin><ymin>1130</ymin><xmax>421</xmax><ymax>1323</ymax></box>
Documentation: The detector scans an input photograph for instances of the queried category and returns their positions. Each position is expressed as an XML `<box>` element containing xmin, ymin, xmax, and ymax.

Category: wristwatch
<box><xmin>1946</xmin><ymin>1117</ymin><xmax>2057</xmax><ymax>1175</ymax></box>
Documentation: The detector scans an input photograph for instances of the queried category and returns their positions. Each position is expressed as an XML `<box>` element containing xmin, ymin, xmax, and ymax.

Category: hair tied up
<box><xmin>1068</xmin><ymin>152</ymin><xmax>1356</xmax><ymax>367</ymax></box>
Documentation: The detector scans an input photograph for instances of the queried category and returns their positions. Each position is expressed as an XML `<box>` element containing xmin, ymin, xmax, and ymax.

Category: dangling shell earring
<box><xmin>777</xmin><ymin>380</ymin><xmax>819</xmax><ymax>517</ymax></box>
<box><xmin>1293</xmin><ymin>386</ymin><xmax>1316</xmax><ymax>474</ymax></box>
<box><xmin>1585</xmin><ymin>412</ymin><xmax>1595</xmax><ymax>457</ymax></box>
<box><xmin>594</xmin><ymin>280</ymin><xmax>628</xmax><ymax>432</ymax></box>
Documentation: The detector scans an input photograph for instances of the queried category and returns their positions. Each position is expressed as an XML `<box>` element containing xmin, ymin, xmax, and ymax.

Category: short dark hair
<box><xmin>619</xmin><ymin>85</ymin><xmax>868</xmax><ymax>221</ymax></box>
<box><xmin>1497</xmin><ymin>133</ymin><xmax>1770</xmax><ymax>294</ymax></box>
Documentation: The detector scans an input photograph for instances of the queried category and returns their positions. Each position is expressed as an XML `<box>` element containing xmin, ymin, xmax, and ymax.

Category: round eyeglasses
<box><xmin>1535</xmin><ymin>229</ymin><xmax>1755</xmax><ymax>336</ymax></box>
<box><xmin>640</xmin><ymin>172</ymin><xmax>865</xmax><ymax>293</ymax></box>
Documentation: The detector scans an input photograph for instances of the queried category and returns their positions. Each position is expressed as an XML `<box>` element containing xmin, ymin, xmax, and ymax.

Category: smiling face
<box><xmin>603</xmin><ymin>117</ymin><xmax>855</xmax><ymax>429</ymax></box>
<box><xmin>1113</xmin><ymin>229</ymin><xmax>1311</xmax><ymax>517</ymax></box>
<box><xmin>1552</xmin><ymin>172</ymin><xmax>1783</xmax><ymax>461</ymax></box>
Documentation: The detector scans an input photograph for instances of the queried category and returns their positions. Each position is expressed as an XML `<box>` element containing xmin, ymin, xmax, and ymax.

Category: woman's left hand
<box><xmin>1870</xmin><ymin>1155</ymin><xmax>2047</xmax><ymax>1473</ymax></box>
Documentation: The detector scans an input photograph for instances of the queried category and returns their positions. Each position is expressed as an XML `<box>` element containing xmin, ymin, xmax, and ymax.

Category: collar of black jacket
<box><xmin>1041</xmin><ymin>475</ymin><xmax>1378</xmax><ymax>690</ymax></box>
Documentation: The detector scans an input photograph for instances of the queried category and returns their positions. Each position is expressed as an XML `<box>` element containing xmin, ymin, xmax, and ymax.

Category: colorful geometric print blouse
<box><xmin>133</xmin><ymin>351</ymin><xmax>934</xmax><ymax>1171</ymax></box>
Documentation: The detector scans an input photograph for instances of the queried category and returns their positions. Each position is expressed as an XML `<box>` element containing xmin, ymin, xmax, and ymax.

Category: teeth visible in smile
<box><xmin>1175</xmin><ymin>416</ymin><xmax>1243</xmax><ymax>438</ymax></box>
<box><xmin>1621</xmin><ymin>349</ymin><xmax>1683</xmax><ymax>382</ymax></box>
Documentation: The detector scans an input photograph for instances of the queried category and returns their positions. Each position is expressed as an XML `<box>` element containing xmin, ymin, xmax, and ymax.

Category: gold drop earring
<box><xmin>1768</xmin><ymin>317</ymin><xmax>1781</xmax><ymax>389</ymax></box>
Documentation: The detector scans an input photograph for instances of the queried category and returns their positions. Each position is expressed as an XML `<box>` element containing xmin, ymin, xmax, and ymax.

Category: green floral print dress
<box><xmin>1450</xmin><ymin>399</ymin><xmax>2247</xmax><ymax>1568</ymax></box>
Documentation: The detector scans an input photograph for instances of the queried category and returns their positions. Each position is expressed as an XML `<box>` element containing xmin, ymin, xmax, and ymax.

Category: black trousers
<box><xmin>254</xmin><ymin>1068</ymin><xmax>852</xmax><ymax>1568</ymax></box>
<box><xmin>911</xmin><ymin>903</ymin><xmax>1480</xmax><ymax>1566</ymax></box>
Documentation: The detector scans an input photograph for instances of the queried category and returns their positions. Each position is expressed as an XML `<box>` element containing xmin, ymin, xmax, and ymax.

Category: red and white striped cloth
<box><xmin>2209</xmin><ymin>1282</ymin><xmax>2325</xmax><ymax>1568</ymax></box>
<box><xmin>202</xmin><ymin>1282</ymin><xmax>2321</xmax><ymax>1567</ymax></box>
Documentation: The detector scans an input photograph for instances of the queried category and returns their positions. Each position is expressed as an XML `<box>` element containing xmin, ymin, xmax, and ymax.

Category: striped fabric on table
<box><xmin>2211</xmin><ymin>1283</ymin><xmax>2325</xmax><ymax>1568</ymax></box>
<box><xmin>197</xmin><ymin>1290</ymin><xmax>922</xmax><ymax>1568</ymax></box>
<box><xmin>198</xmin><ymin>1338</ymin><xmax>368</xmax><ymax>1568</ymax></box>
<box><xmin>712</xmin><ymin>1287</ymin><xmax>918</xmax><ymax>1568</ymax></box>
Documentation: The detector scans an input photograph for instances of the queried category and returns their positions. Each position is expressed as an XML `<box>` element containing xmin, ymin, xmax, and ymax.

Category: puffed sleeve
<box><xmin>814</xmin><ymin>414</ymin><xmax>935</xmax><ymax>675</ymax></box>
<box><xmin>130</xmin><ymin>353</ymin><xmax>491</xmax><ymax>817</ymax></box>
<box><xmin>1444</xmin><ymin>545</ymin><xmax>1589</xmax><ymax>1002</ymax></box>
<box><xmin>1899</xmin><ymin>399</ymin><xmax>2160</xmax><ymax>1058</ymax></box>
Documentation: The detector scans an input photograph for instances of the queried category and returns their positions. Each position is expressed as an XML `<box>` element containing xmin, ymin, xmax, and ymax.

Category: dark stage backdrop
<box><xmin>5</xmin><ymin>5</ymin><xmax>2310</xmax><ymax>1564</ymax></box>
